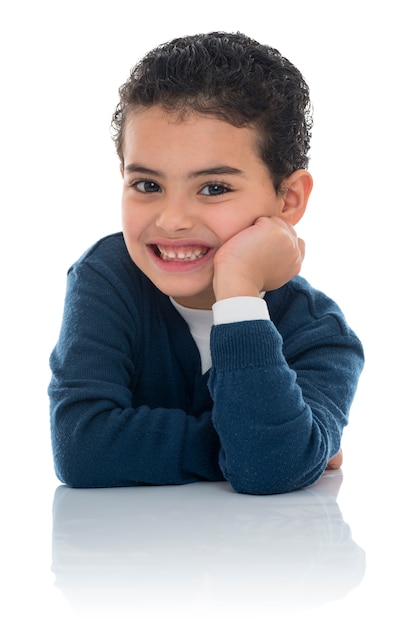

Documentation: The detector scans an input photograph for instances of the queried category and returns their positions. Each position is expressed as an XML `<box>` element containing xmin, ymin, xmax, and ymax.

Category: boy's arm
<box><xmin>208</xmin><ymin>312</ymin><xmax>363</xmax><ymax>495</ymax></box>
<box><xmin>48</xmin><ymin>256</ymin><xmax>223</xmax><ymax>489</ymax></box>
<box><xmin>209</xmin><ymin>217</ymin><xmax>362</xmax><ymax>494</ymax></box>
<box><xmin>213</xmin><ymin>295</ymin><xmax>346</xmax><ymax>475</ymax></box>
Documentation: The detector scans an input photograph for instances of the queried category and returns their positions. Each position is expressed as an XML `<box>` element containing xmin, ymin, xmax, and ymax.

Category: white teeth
<box><xmin>157</xmin><ymin>246</ymin><xmax>207</xmax><ymax>261</ymax></box>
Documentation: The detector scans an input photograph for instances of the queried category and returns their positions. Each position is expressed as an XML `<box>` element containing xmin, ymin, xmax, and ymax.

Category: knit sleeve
<box><xmin>48</xmin><ymin>243</ymin><xmax>223</xmax><ymax>488</ymax></box>
<box><xmin>208</xmin><ymin>290</ymin><xmax>364</xmax><ymax>495</ymax></box>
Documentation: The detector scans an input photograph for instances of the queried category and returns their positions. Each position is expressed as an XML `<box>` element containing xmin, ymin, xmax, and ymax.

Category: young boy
<box><xmin>48</xmin><ymin>32</ymin><xmax>364</xmax><ymax>495</ymax></box>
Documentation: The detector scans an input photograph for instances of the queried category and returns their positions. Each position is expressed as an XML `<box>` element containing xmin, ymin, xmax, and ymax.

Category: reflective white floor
<box><xmin>51</xmin><ymin>473</ymin><xmax>364</xmax><ymax>620</ymax></box>
<box><xmin>3</xmin><ymin>445</ymin><xmax>416</xmax><ymax>626</ymax></box>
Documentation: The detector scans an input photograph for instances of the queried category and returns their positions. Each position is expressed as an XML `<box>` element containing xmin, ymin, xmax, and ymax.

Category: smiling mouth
<box><xmin>153</xmin><ymin>244</ymin><xmax>210</xmax><ymax>262</ymax></box>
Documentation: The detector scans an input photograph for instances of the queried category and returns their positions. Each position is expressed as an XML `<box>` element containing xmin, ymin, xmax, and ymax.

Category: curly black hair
<box><xmin>111</xmin><ymin>32</ymin><xmax>312</xmax><ymax>191</ymax></box>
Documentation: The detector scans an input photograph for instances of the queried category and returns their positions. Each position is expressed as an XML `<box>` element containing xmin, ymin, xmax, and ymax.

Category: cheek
<box><xmin>210</xmin><ymin>216</ymin><xmax>250</xmax><ymax>243</ymax></box>
<box><xmin>212</xmin><ymin>199</ymin><xmax>275</xmax><ymax>241</ymax></box>
<box><xmin>122</xmin><ymin>203</ymin><xmax>145</xmax><ymax>236</ymax></box>
<box><xmin>121</xmin><ymin>212</ymin><xmax>133</xmax><ymax>239</ymax></box>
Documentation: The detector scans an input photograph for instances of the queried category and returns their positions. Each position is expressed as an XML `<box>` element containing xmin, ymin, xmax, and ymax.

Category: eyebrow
<box><xmin>124</xmin><ymin>163</ymin><xmax>245</xmax><ymax>178</ymax></box>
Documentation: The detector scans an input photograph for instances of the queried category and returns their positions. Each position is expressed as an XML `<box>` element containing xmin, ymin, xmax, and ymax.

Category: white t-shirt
<box><xmin>170</xmin><ymin>296</ymin><xmax>270</xmax><ymax>373</ymax></box>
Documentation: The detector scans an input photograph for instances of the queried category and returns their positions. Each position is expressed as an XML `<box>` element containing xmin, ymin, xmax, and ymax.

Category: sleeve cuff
<box><xmin>212</xmin><ymin>296</ymin><xmax>270</xmax><ymax>325</ymax></box>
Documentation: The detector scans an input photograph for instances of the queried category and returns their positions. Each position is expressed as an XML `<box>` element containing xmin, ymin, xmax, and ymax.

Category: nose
<box><xmin>155</xmin><ymin>193</ymin><xmax>195</xmax><ymax>232</ymax></box>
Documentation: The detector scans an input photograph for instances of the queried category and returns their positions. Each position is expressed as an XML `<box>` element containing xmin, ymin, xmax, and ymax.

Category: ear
<box><xmin>278</xmin><ymin>170</ymin><xmax>313</xmax><ymax>226</ymax></box>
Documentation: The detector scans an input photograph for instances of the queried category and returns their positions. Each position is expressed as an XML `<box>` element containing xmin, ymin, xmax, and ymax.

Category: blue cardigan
<box><xmin>48</xmin><ymin>233</ymin><xmax>364</xmax><ymax>494</ymax></box>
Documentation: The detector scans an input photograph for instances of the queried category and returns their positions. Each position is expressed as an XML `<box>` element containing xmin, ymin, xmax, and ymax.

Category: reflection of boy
<box><xmin>49</xmin><ymin>32</ymin><xmax>364</xmax><ymax>494</ymax></box>
<box><xmin>51</xmin><ymin>475</ymin><xmax>365</xmax><ymax>611</ymax></box>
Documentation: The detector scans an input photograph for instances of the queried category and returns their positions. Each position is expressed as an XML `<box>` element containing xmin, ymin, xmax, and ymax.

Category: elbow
<box><xmin>52</xmin><ymin>433</ymin><xmax>108</xmax><ymax>489</ymax></box>
<box><xmin>51</xmin><ymin>431</ymin><xmax>89</xmax><ymax>489</ymax></box>
<box><xmin>54</xmin><ymin>458</ymin><xmax>115</xmax><ymax>489</ymax></box>
<box><xmin>54</xmin><ymin>455</ymin><xmax>96</xmax><ymax>489</ymax></box>
<box><xmin>227</xmin><ymin>473</ymin><xmax>321</xmax><ymax>496</ymax></box>
<box><xmin>222</xmin><ymin>456</ymin><xmax>327</xmax><ymax>496</ymax></box>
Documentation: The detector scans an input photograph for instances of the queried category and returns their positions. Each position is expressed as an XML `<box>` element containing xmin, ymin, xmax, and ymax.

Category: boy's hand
<box><xmin>326</xmin><ymin>450</ymin><xmax>343</xmax><ymax>470</ymax></box>
<box><xmin>213</xmin><ymin>216</ymin><xmax>305</xmax><ymax>301</ymax></box>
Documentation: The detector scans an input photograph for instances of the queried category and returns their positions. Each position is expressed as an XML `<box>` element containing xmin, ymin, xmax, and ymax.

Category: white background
<box><xmin>1</xmin><ymin>1</ymin><xmax>416</xmax><ymax>624</ymax></box>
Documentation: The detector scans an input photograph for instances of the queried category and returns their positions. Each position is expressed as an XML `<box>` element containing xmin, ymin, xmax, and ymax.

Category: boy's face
<box><xmin>121</xmin><ymin>105</ymin><xmax>283</xmax><ymax>309</ymax></box>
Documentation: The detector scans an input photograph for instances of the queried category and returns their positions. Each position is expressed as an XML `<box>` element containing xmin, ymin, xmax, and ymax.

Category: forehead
<box><xmin>122</xmin><ymin>105</ymin><xmax>263</xmax><ymax>165</ymax></box>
